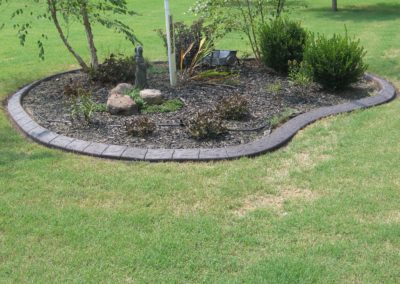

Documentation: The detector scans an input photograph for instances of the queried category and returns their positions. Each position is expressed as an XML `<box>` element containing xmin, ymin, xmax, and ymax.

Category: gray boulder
<box><xmin>140</xmin><ymin>89</ymin><xmax>164</xmax><ymax>105</ymax></box>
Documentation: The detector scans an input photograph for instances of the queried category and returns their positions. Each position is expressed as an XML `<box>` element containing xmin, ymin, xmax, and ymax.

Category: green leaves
<box><xmin>304</xmin><ymin>31</ymin><xmax>368</xmax><ymax>90</ymax></box>
<box><xmin>1</xmin><ymin>0</ymin><xmax>139</xmax><ymax>68</ymax></box>
<box><xmin>259</xmin><ymin>17</ymin><xmax>307</xmax><ymax>73</ymax></box>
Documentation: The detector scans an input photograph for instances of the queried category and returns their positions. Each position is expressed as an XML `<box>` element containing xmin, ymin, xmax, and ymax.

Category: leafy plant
<box><xmin>288</xmin><ymin>60</ymin><xmax>313</xmax><ymax>87</ymax></box>
<box><xmin>180</xmin><ymin>37</ymin><xmax>214</xmax><ymax>78</ymax></box>
<box><xmin>125</xmin><ymin>116</ymin><xmax>156</xmax><ymax>137</ymax></box>
<box><xmin>186</xmin><ymin>110</ymin><xmax>226</xmax><ymax>139</ymax></box>
<box><xmin>259</xmin><ymin>17</ymin><xmax>307</xmax><ymax>73</ymax></box>
<box><xmin>194</xmin><ymin>69</ymin><xmax>237</xmax><ymax>81</ymax></box>
<box><xmin>0</xmin><ymin>0</ymin><xmax>140</xmax><ymax>72</ymax></box>
<box><xmin>94</xmin><ymin>103</ymin><xmax>107</xmax><ymax>112</ymax></box>
<box><xmin>266</xmin><ymin>81</ymin><xmax>283</xmax><ymax>94</ymax></box>
<box><xmin>157</xmin><ymin>19</ymin><xmax>213</xmax><ymax>70</ymax></box>
<box><xmin>143</xmin><ymin>99</ymin><xmax>184</xmax><ymax>114</ymax></box>
<box><xmin>63</xmin><ymin>79</ymin><xmax>84</xmax><ymax>98</ymax></box>
<box><xmin>304</xmin><ymin>31</ymin><xmax>368</xmax><ymax>90</ymax></box>
<box><xmin>190</xmin><ymin>0</ymin><xmax>306</xmax><ymax>60</ymax></box>
<box><xmin>89</xmin><ymin>54</ymin><xmax>136</xmax><ymax>84</ymax></box>
<box><xmin>65</xmin><ymin>86</ymin><xmax>96</xmax><ymax>122</ymax></box>
<box><xmin>79</xmin><ymin>93</ymin><xmax>97</xmax><ymax>121</ymax></box>
<box><xmin>216</xmin><ymin>95</ymin><xmax>249</xmax><ymax>120</ymax></box>
<box><xmin>126</xmin><ymin>89</ymin><xmax>146</xmax><ymax>110</ymax></box>
<box><xmin>221</xmin><ymin>78</ymin><xmax>241</xmax><ymax>86</ymax></box>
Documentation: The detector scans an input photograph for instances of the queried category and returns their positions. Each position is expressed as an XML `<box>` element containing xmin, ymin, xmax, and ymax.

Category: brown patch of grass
<box><xmin>357</xmin><ymin>210</ymin><xmax>400</xmax><ymax>225</ymax></box>
<box><xmin>172</xmin><ymin>201</ymin><xmax>205</xmax><ymax>216</ymax></box>
<box><xmin>234</xmin><ymin>188</ymin><xmax>317</xmax><ymax>217</ymax></box>
<box><xmin>383</xmin><ymin>48</ymin><xmax>400</xmax><ymax>59</ymax></box>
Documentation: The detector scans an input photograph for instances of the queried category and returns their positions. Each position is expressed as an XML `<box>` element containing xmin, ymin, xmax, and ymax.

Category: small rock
<box><xmin>140</xmin><ymin>89</ymin><xmax>164</xmax><ymax>105</ymax></box>
<box><xmin>110</xmin><ymin>83</ymin><xmax>134</xmax><ymax>96</ymax></box>
<box><xmin>107</xmin><ymin>93</ymin><xmax>138</xmax><ymax>115</ymax></box>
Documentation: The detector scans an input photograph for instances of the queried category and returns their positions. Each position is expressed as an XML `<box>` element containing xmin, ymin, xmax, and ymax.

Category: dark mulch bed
<box><xmin>22</xmin><ymin>60</ymin><xmax>377</xmax><ymax>149</ymax></box>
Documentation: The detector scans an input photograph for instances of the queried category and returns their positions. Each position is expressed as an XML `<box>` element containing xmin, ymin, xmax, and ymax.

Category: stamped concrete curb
<box><xmin>7</xmin><ymin>72</ymin><xmax>396</xmax><ymax>162</ymax></box>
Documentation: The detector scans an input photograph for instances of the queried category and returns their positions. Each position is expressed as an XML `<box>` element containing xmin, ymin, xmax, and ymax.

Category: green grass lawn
<box><xmin>1</xmin><ymin>0</ymin><xmax>399</xmax><ymax>282</ymax></box>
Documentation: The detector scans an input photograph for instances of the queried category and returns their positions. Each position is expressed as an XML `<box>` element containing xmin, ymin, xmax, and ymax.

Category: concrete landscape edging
<box><xmin>7</xmin><ymin>72</ymin><xmax>396</xmax><ymax>162</ymax></box>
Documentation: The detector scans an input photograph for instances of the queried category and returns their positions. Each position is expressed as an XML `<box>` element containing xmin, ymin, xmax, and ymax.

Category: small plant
<box><xmin>270</xmin><ymin>108</ymin><xmax>298</xmax><ymax>128</ymax></box>
<box><xmin>89</xmin><ymin>54</ymin><xmax>136</xmax><ymax>84</ymax></box>
<box><xmin>125</xmin><ymin>116</ymin><xmax>156</xmax><ymax>137</ymax></box>
<box><xmin>266</xmin><ymin>81</ymin><xmax>283</xmax><ymax>94</ymax></box>
<box><xmin>288</xmin><ymin>60</ymin><xmax>313</xmax><ymax>87</ymax></box>
<box><xmin>259</xmin><ymin>17</ymin><xmax>307</xmax><ymax>73</ymax></box>
<box><xmin>221</xmin><ymin>78</ymin><xmax>241</xmax><ymax>86</ymax></box>
<box><xmin>63</xmin><ymin>79</ymin><xmax>83</xmax><ymax>98</ymax></box>
<box><xmin>195</xmin><ymin>69</ymin><xmax>233</xmax><ymax>80</ymax></box>
<box><xmin>69</xmin><ymin>91</ymin><xmax>96</xmax><ymax>122</ymax></box>
<box><xmin>216</xmin><ymin>95</ymin><xmax>249</xmax><ymax>120</ymax></box>
<box><xmin>180</xmin><ymin>37</ymin><xmax>214</xmax><ymax>78</ymax></box>
<box><xmin>157</xmin><ymin>19</ymin><xmax>213</xmax><ymax>69</ymax></box>
<box><xmin>63</xmin><ymin>80</ymin><xmax>101</xmax><ymax>122</ymax></box>
<box><xmin>143</xmin><ymin>99</ymin><xmax>184</xmax><ymax>114</ymax></box>
<box><xmin>79</xmin><ymin>93</ymin><xmax>97</xmax><ymax>121</ymax></box>
<box><xmin>186</xmin><ymin>110</ymin><xmax>226</xmax><ymax>139</ymax></box>
<box><xmin>304</xmin><ymin>32</ymin><xmax>368</xmax><ymax>90</ymax></box>
<box><xmin>126</xmin><ymin>89</ymin><xmax>146</xmax><ymax>110</ymax></box>
<box><xmin>193</xmin><ymin>69</ymin><xmax>240</xmax><ymax>83</ymax></box>
<box><xmin>94</xmin><ymin>103</ymin><xmax>107</xmax><ymax>113</ymax></box>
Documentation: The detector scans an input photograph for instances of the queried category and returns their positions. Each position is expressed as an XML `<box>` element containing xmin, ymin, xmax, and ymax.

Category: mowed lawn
<box><xmin>0</xmin><ymin>0</ymin><xmax>399</xmax><ymax>282</ymax></box>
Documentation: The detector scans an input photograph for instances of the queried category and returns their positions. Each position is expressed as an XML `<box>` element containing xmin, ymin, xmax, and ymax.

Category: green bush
<box><xmin>259</xmin><ymin>17</ymin><xmax>307</xmax><ymax>73</ymax></box>
<box><xmin>126</xmin><ymin>89</ymin><xmax>146</xmax><ymax>110</ymax></box>
<box><xmin>89</xmin><ymin>54</ymin><xmax>136</xmax><ymax>84</ymax></box>
<box><xmin>288</xmin><ymin>60</ymin><xmax>313</xmax><ymax>87</ymax></box>
<box><xmin>304</xmin><ymin>32</ymin><xmax>367</xmax><ymax>90</ymax></box>
<box><xmin>63</xmin><ymin>80</ymin><xmax>100</xmax><ymax>122</ymax></box>
<box><xmin>186</xmin><ymin>110</ymin><xmax>226</xmax><ymax>139</ymax></box>
<box><xmin>157</xmin><ymin>19</ymin><xmax>213</xmax><ymax>70</ymax></box>
<box><xmin>143</xmin><ymin>99</ymin><xmax>184</xmax><ymax>114</ymax></box>
<box><xmin>125</xmin><ymin>117</ymin><xmax>156</xmax><ymax>137</ymax></box>
<box><xmin>216</xmin><ymin>95</ymin><xmax>249</xmax><ymax>120</ymax></box>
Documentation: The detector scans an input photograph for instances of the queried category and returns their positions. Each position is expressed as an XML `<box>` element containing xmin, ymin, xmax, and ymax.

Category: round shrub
<box><xmin>89</xmin><ymin>54</ymin><xmax>136</xmax><ymax>84</ymax></box>
<box><xmin>125</xmin><ymin>117</ymin><xmax>156</xmax><ymax>137</ymax></box>
<box><xmin>304</xmin><ymin>33</ymin><xmax>367</xmax><ymax>90</ymax></box>
<box><xmin>259</xmin><ymin>17</ymin><xmax>307</xmax><ymax>73</ymax></box>
<box><xmin>186</xmin><ymin>110</ymin><xmax>226</xmax><ymax>139</ymax></box>
<box><xmin>216</xmin><ymin>95</ymin><xmax>249</xmax><ymax>120</ymax></box>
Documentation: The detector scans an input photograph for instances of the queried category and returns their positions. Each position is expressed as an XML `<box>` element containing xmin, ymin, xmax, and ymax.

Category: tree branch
<box><xmin>47</xmin><ymin>0</ymin><xmax>89</xmax><ymax>71</ymax></box>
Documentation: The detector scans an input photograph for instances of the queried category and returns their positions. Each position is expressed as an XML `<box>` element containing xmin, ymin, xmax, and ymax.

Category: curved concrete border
<box><xmin>6</xmin><ymin>72</ymin><xmax>396</xmax><ymax>162</ymax></box>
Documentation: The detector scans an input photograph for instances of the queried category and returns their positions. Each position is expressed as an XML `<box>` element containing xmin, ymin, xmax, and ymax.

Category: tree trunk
<box><xmin>332</xmin><ymin>0</ymin><xmax>338</xmax><ymax>11</ymax></box>
<box><xmin>47</xmin><ymin>0</ymin><xmax>89</xmax><ymax>71</ymax></box>
<box><xmin>80</xmin><ymin>2</ymin><xmax>99</xmax><ymax>70</ymax></box>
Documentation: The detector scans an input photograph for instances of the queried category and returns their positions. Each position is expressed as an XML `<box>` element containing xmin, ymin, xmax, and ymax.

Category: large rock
<box><xmin>107</xmin><ymin>93</ymin><xmax>138</xmax><ymax>115</ymax></box>
<box><xmin>140</xmin><ymin>89</ymin><xmax>164</xmax><ymax>105</ymax></box>
<box><xmin>110</xmin><ymin>83</ymin><xmax>134</xmax><ymax>96</ymax></box>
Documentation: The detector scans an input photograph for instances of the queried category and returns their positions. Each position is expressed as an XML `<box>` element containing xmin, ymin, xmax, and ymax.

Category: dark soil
<box><xmin>22</xmin><ymin>61</ymin><xmax>377</xmax><ymax>149</ymax></box>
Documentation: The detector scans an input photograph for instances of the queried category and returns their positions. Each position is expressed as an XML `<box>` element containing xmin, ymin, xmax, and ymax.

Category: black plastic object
<box><xmin>203</xmin><ymin>50</ymin><xmax>238</xmax><ymax>66</ymax></box>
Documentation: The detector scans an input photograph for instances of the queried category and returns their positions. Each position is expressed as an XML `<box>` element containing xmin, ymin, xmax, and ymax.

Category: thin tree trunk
<box><xmin>245</xmin><ymin>0</ymin><xmax>261</xmax><ymax>61</ymax></box>
<box><xmin>47</xmin><ymin>0</ymin><xmax>89</xmax><ymax>71</ymax></box>
<box><xmin>332</xmin><ymin>0</ymin><xmax>338</xmax><ymax>11</ymax></box>
<box><xmin>276</xmin><ymin>0</ymin><xmax>285</xmax><ymax>16</ymax></box>
<box><xmin>80</xmin><ymin>2</ymin><xmax>98</xmax><ymax>69</ymax></box>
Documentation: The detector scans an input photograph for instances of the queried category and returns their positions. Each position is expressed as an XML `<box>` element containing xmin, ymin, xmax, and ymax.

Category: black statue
<box><xmin>134</xmin><ymin>45</ymin><xmax>148</xmax><ymax>89</ymax></box>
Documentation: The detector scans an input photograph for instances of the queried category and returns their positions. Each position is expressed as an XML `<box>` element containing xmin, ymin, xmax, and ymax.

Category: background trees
<box><xmin>0</xmin><ymin>0</ymin><xmax>139</xmax><ymax>71</ymax></box>
<box><xmin>190</xmin><ymin>0</ymin><xmax>305</xmax><ymax>61</ymax></box>
<box><xmin>332</xmin><ymin>0</ymin><xmax>338</xmax><ymax>11</ymax></box>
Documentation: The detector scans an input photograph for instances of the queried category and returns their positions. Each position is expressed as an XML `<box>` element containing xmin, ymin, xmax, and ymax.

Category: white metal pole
<box><xmin>164</xmin><ymin>0</ymin><xmax>177</xmax><ymax>86</ymax></box>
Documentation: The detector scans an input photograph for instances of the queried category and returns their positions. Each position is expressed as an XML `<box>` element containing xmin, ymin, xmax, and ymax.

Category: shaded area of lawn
<box><xmin>306</xmin><ymin>2</ymin><xmax>400</xmax><ymax>22</ymax></box>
